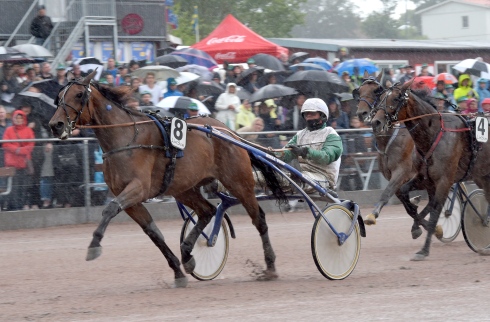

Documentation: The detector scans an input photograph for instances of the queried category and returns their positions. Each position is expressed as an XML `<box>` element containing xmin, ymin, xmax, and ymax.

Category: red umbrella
<box><xmin>433</xmin><ymin>72</ymin><xmax>458</xmax><ymax>84</ymax></box>
<box><xmin>411</xmin><ymin>76</ymin><xmax>436</xmax><ymax>90</ymax></box>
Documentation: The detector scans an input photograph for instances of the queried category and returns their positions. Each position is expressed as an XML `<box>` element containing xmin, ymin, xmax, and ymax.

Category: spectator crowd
<box><xmin>0</xmin><ymin>46</ymin><xmax>488</xmax><ymax>210</ymax></box>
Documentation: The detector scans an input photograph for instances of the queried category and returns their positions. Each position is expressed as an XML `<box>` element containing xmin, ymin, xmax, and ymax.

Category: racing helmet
<box><xmin>301</xmin><ymin>98</ymin><xmax>329</xmax><ymax>121</ymax></box>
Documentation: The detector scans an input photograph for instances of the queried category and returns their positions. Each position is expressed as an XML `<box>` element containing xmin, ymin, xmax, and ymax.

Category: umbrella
<box><xmin>156</xmin><ymin>96</ymin><xmax>211</xmax><ymax>115</ymax></box>
<box><xmin>249</xmin><ymin>84</ymin><xmax>298</xmax><ymax>103</ymax></box>
<box><xmin>68</xmin><ymin>57</ymin><xmax>104</xmax><ymax>80</ymax></box>
<box><xmin>249</xmin><ymin>53</ymin><xmax>285</xmax><ymax>71</ymax></box>
<box><xmin>175</xmin><ymin>72</ymin><xmax>200</xmax><ymax>85</ymax></box>
<box><xmin>284</xmin><ymin>70</ymin><xmax>349</xmax><ymax>96</ymax></box>
<box><xmin>258</xmin><ymin>70</ymin><xmax>293</xmax><ymax>86</ymax></box>
<box><xmin>155</xmin><ymin>54</ymin><xmax>188</xmax><ymax>68</ymax></box>
<box><xmin>289</xmin><ymin>62</ymin><xmax>326</xmax><ymax>72</ymax></box>
<box><xmin>452</xmin><ymin>59</ymin><xmax>490</xmax><ymax>79</ymax></box>
<box><xmin>236</xmin><ymin>87</ymin><xmax>251</xmax><ymax>101</ymax></box>
<box><xmin>11</xmin><ymin>91</ymin><xmax>56</xmax><ymax>125</ymax></box>
<box><xmin>411</xmin><ymin>76</ymin><xmax>436</xmax><ymax>90</ymax></box>
<box><xmin>303</xmin><ymin>57</ymin><xmax>333</xmax><ymax>71</ymax></box>
<box><xmin>236</xmin><ymin>66</ymin><xmax>265</xmax><ymax>86</ymax></box>
<box><xmin>289</xmin><ymin>52</ymin><xmax>309</xmax><ymax>64</ymax></box>
<box><xmin>12</xmin><ymin>44</ymin><xmax>53</xmax><ymax>58</ymax></box>
<box><xmin>131</xmin><ymin>65</ymin><xmax>180</xmax><ymax>82</ymax></box>
<box><xmin>334</xmin><ymin>92</ymin><xmax>354</xmax><ymax>101</ymax></box>
<box><xmin>171</xmin><ymin>47</ymin><xmax>218</xmax><ymax>70</ymax></box>
<box><xmin>188</xmin><ymin>79</ymin><xmax>224</xmax><ymax>96</ymax></box>
<box><xmin>24</xmin><ymin>79</ymin><xmax>63</xmax><ymax>99</ymax></box>
<box><xmin>335</xmin><ymin>58</ymin><xmax>378</xmax><ymax>75</ymax></box>
<box><xmin>176</xmin><ymin>64</ymin><xmax>212</xmax><ymax>80</ymax></box>
<box><xmin>433</xmin><ymin>72</ymin><xmax>458</xmax><ymax>84</ymax></box>
<box><xmin>0</xmin><ymin>47</ymin><xmax>35</xmax><ymax>64</ymax></box>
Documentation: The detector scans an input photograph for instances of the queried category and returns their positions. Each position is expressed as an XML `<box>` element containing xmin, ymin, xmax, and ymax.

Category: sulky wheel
<box><xmin>180</xmin><ymin>211</ymin><xmax>230</xmax><ymax>281</ymax></box>
<box><xmin>436</xmin><ymin>184</ymin><xmax>464</xmax><ymax>243</ymax></box>
<box><xmin>462</xmin><ymin>189</ymin><xmax>490</xmax><ymax>253</ymax></box>
<box><xmin>311</xmin><ymin>204</ymin><xmax>361</xmax><ymax>280</ymax></box>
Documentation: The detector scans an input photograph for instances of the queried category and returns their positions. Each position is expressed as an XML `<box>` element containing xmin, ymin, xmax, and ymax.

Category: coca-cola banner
<box><xmin>192</xmin><ymin>14</ymin><xmax>287</xmax><ymax>64</ymax></box>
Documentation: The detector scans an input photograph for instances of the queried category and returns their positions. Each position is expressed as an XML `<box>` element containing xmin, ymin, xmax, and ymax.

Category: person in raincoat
<box><xmin>2</xmin><ymin>110</ymin><xmax>35</xmax><ymax>210</ymax></box>
<box><xmin>476</xmin><ymin>78</ymin><xmax>490</xmax><ymax>112</ymax></box>
<box><xmin>235</xmin><ymin>99</ymin><xmax>255</xmax><ymax>129</ymax></box>
<box><xmin>162</xmin><ymin>77</ymin><xmax>182</xmax><ymax>99</ymax></box>
<box><xmin>454</xmin><ymin>74</ymin><xmax>479</xmax><ymax>103</ymax></box>
<box><xmin>214</xmin><ymin>83</ymin><xmax>241</xmax><ymax>130</ymax></box>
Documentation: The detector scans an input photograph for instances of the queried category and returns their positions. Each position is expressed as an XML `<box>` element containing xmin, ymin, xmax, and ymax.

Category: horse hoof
<box><xmin>411</xmin><ymin>228</ymin><xmax>423</xmax><ymax>240</ymax></box>
<box><xmin>410</xmin><ymin>253</ymin><xmax>427</xmax><ymax>261</ymax></box>
<box><xmin>256</xmin><ymin>269</ymin><xmax>278</xmax><ymax>281</ymax></box>
<box><xmin>477</xmin><ymin>248</ymin><xmax>490</xmax><ymax>256</ymax></box>
<box><xmin>435</xmin><ymin>225</ymin><xmax>443</xmax><ymax>239</ymax></box>
<box><xmin>173</xmin><ymin>276</ymin><xmax>188</xmax><ymax>288</ymax></box>
<box><xmin>364</xmin><ymin>214</ymin><xmax>377</xmax><ymax>225</ymax></box>
<box><xmin>86</xmin><ymin>247</ymin><xmax>102</xmax><ymax>261</ymax></box>
<box><xmin>183</xmin><ymin>257</ymin><xmax>196</xmax><ymax>274</ymax></box>
<box><xmin>410</xmin><ymin>195</ymin><xmax>421</xmax><ymax>206</ymax></box>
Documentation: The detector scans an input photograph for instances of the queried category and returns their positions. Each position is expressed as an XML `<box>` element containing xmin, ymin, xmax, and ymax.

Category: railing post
<box><xmin>83</xmin><ymin>139</ymin><xmax>91</xmax><ymax>222</ymax></box>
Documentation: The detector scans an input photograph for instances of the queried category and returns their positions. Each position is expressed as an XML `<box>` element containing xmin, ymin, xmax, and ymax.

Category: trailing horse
<box><xmin>49</xmin><ymin>71</ymin><xmax>287</xmax><ymax>287</ymax></box>
<box><xmin>371</xmin><ymin>81</ymin><xmax>490</xmax><ymax>260</ymax></box>
<box><xmin>354</xmin><ymin>72</ymin><xmax>432</xmax><ymax>239</ymax></box>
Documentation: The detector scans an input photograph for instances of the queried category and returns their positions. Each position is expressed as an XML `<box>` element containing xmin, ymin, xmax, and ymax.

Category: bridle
<box><xmin>376</xmin><ymin>83</ymin><xmax>410</xmax><ymax>129</ymax></box>
<box><xmin>353</xmin><ymin>78</ymin><xmax>386</xmax><ymax>120</ymax></box>
<box><xmin>55</xmin><ymin>78</ymin><xmax>93</xmax><ymax>135</ymax></box>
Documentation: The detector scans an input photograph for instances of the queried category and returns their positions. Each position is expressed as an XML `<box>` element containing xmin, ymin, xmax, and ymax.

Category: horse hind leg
<box><xmin>226</xmin><ymin>180</ymin><xmax>277</xmax><ymax>280</ymax></box>
<box><xmin>176</xmin><ymin>187</ymin><xmax>217</xmax><ymax>274</ymax></box>
<box><xmin>125</xmin><ymin>203</ymin><xmax>188</xmax><ymax>288</ymax></box>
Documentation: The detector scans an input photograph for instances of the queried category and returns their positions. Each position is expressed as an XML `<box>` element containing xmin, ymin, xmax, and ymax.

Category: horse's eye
<box><xmin>374</xmin><ymin>87</ymin><xmax>383</xmax><ymax>95</ymax></box>
<box><xmin>76</xmin><ymin>92</ymin><xmax>83</xmax><ymax>99</ymax></box>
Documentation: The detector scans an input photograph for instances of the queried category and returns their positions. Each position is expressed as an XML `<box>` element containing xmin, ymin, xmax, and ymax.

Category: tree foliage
<box><xmin>291</xmin><ymin>0</ymin><xmax>362</xmax><ymax>38</ymax></box>
<box><xmin>171</xmin><ymin>0</ymin><xmax>306</xmax><ymax>46</ymax></box>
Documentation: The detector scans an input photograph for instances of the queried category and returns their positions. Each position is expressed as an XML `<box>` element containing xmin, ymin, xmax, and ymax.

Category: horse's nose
<box><xmin>358</xmin><ymin>111</ymin><xmax>369</xmax><ymax>122</ymax></box>
<box><xmin>49</xmin><ymin>121</ymin><xmax>65</xmax><ymax>136</ymax></box>
<box><xmin>371</xmin><ymin>119</ymin><xmax>383</xmax><ymax>133</ymax></box>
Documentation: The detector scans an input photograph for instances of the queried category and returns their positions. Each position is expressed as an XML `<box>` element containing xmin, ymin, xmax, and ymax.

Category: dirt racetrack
<box><xmin>1</xmin><ymin>204</ymin><xmax>489</xmax><ymax>321</ymax></box>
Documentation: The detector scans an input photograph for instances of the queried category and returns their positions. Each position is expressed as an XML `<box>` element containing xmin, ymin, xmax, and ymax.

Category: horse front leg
<box><xmin>365</xmin><ymin>170</ymin><xmax>415</xmax><ymax>225</ymax></box>
<box><xmin>411</xmin><ymin>190</ymin><xmax>446</xmax><ymax>261</ymax></box>
<box><xmin>125</xmin><ymin>203</ymin><xmax>188</xmax><ymax>288</ymax></box>
<box><xmin>86</xmin><ymin>180</ymin><xmax>146</xmax><ymax>261</ymax></box>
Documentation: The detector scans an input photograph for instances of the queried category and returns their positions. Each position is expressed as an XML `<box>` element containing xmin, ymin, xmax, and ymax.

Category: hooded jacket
<box><xmin>3</xmin><ymin>110</ymin><xmax>35</xmax><ymax>169</ymax></box>
<box><xmin>454</xmin><ymin>74</ymin><xmax>479</xmax><ymax>102</ymax></box>
<box><xmin>235</xmin><ymin>103</ymin><xmax>256</xmax><ymax>129</ymax></box>
<box><xmin>214</xmin><ymin>83</ymin><xmax>241</xmax><ymax>129</ymax></box>
<box><xmin>162</xmin><ymin>77</ymin><xmax>183</xmax><ymax>99</ymax></box>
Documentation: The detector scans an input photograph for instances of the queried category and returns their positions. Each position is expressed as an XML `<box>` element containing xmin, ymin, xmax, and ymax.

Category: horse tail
<box><xmin>248</xmin><ymin>151</ymin><xmax>289</xmax><ymax>206</ymax></box>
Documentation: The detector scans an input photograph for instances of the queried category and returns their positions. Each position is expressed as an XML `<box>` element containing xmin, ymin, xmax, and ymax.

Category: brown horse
<box><xmin>354</xmin><ymin>72</ymin><xmax>430</xmax><ymax>239</ymax></box>
<box><xmin>48</xmin><ymin>71</ymin><xmax>286</xmax><ymax>287</ymax></box>
<box><xmin>371</xmin><ymin>81</ymin><xmax>490</xmax><ymax>260</ymax></box>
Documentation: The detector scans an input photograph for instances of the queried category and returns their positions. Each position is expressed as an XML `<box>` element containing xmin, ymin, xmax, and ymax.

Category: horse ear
<box><xmin>66</xmin><ymin>70</ymin><xmax>75</xmax><ymax>82</ymax></box>
<box><xmin>376</xmin><ymin>70</ymin><xmax>383</xmax><ymax>82</ymax></box>
<box><xmin>363</xmin><ymin>70</ymin><xmax>369</xmax><ymax>79</ymax></box>
<box><xmin>401</xmin><ymin>79</ymin><xmax>414</xmax><ymax>92</ymax></box>
<box><xmin>81</xmin><ymin>69</ymin><xmax>98</xmax><ymax>85</ymax></box>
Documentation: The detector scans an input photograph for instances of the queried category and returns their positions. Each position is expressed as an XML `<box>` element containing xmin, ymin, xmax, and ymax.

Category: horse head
<box><xmin>49</xmin><ymin>70</ymin><xmax>97</xmax><ymax>139</ymax></box>
<box><xmin>354</xmin><ymin>70</ymin><xmax>383</xmax><ymax>123</ymax></box>
<box><xmin>371</xmin><ymin>80</ymin><xmax>412</xmax><ymax>134</ymax></box>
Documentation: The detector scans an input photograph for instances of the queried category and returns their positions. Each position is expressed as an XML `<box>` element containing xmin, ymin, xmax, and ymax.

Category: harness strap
<box><xmin>102</xmin><ymin>145</ymin><xmax>167</xmax><ymax>159</ymax></box>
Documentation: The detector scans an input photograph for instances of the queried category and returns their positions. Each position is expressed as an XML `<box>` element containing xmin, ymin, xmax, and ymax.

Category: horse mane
<box><xmin>410</xmin><ymin>88</ymin><xmax>438</xmax><ymax>112</ymax></box>
<box><xmin>92</xmin><ymin>82</ymin><xmax>147</xmax><ymax>116</ymax></box>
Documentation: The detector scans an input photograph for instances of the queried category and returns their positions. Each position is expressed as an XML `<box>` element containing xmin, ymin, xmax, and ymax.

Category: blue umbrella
<box><xmin>171</xmin><ymin>48</ymin><xmax>218</xmax><ymax>70</ymax></box>
<box><xmin>303</xmin><ymin>57</ymin><xmax>333</xmax><ymax>71</ymax></box>
<box><xmin>335</xmin><ymin>58</ymin><xmax>378</xmax><ymax>75</ymax></box>
<box><xmin>289</xmin><ymin>62</ymin><xmax>326</xmax><ymax>72</ymax></box>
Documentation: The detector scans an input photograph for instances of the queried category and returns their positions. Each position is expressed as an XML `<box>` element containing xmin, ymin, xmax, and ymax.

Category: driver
<box><xmin>280</xmin><ymin>98</ymin><xmax>343</xmax><ymax>193</ymax></box>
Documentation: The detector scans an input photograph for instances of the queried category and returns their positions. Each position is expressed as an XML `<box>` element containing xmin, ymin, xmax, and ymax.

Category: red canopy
<box><xmin>191</xmin><ymin>14</ymin><xmax>288</xmax><ymax>64</ymax></box>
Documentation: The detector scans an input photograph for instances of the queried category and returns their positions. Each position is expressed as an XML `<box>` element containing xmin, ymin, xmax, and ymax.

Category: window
<box><xmin>462</xmin><ymin>16</ymin><xmax>469</xmax><ymax>28</ymax></box>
